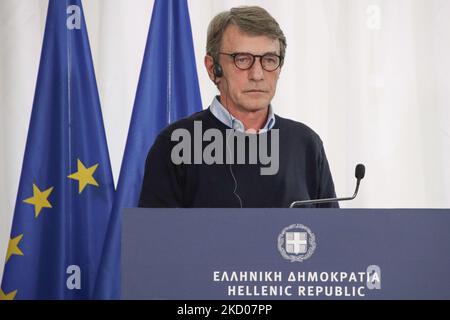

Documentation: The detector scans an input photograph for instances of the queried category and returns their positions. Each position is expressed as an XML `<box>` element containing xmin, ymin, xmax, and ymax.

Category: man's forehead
<box><xmin>221</xmin><ymin>25</ymin><xmax>280</xmax><ymax>54</ymax></box>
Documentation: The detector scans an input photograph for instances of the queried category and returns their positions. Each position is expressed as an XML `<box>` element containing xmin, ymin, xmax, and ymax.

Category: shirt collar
<box><xmin>209</xmin><ymin>96</ymin><xmax>276</xmax><ymax>133</ymax></box>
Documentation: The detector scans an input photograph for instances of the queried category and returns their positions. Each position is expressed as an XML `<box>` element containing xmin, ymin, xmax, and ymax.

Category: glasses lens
<box><xmin>262</xmin><ymin>54</ymin><xmax>280</xmax><ymax>71</ymax></box>
<box><xmin>234</xmin><ymin>53</ymin><xmax>254</xmax><ymax>69</ymax></box>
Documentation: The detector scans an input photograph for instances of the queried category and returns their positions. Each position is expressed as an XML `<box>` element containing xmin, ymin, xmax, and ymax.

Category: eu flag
<box><xmin>94</xmin><ymin>0</ymin><xmax>202</xmax><ymax>299</ymax></box>
<box><xmin>0</xmin><ymin>0</ymin><xmax>114</xmax><ymax>299</ymax></box>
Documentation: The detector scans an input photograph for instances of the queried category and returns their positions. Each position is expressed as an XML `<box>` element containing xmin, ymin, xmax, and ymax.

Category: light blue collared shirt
<box><xmin>209</xmin><ymin>96</ymin><xmax>276</xmax><ymax>133</ymax></box>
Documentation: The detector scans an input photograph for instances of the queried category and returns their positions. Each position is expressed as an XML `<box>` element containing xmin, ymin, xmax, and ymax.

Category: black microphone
<box><xmin>289</xmin><ymin>164</ymin><xmax>366</xmax><ymax>208</ymax></box>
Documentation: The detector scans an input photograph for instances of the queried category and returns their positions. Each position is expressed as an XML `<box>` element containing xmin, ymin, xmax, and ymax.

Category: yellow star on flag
<box><xmin>6</xmin><ymin>234</ymin><xmax>24</xmax><ymax>263</ymax></box>
<box><xmin>0</xmin><ymin>288</ymin><xmax>17</xmax><ymax>300</ymax></box>
<box><xmin>67</xmin><ymin>159</ymin><xmax>99</xmax><ymax>194</ymax></box>
<box><xmin>23</xmin><ymin>184</ymin><xmax>54</xmax><ymax>218</ymax></box>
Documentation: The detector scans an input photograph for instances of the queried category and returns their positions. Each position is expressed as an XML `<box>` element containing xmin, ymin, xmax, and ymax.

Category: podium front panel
<box><xmin>122</xmin><ymin>208</ymin><xmax>450</xmax><ymax>300</ymax></box>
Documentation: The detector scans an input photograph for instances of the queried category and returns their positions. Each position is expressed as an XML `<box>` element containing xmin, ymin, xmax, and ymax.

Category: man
<box><xmin>139</xmin><ymin>6</ymin><xmax>338</xmax><ymax>208</ymax></box>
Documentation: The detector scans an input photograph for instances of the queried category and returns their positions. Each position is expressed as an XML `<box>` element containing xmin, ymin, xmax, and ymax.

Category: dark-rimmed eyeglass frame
<box><xmin>219</xmin><ymin>52</ymin><xmax>283</xmax><ymax>72</ymax></box>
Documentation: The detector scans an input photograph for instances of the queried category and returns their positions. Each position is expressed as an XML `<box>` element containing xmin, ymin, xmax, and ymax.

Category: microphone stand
<box><xmin>289</xmin><ymin>179</ymin><xmax>361</xmax><ymax>208</ymax></box>
<box><xmin>289</xmin><ymin>164</ymin><xmax>365</xmax><ymax>208</ymax></box>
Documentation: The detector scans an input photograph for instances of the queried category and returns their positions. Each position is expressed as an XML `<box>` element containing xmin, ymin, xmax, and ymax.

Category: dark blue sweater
<box><xmin>139</xmin><ymin>108</ymin><xmax>338</xmax><ymax>208</ymax></box>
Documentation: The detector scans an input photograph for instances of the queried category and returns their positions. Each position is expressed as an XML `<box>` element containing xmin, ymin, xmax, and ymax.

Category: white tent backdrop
<box><xmin>1</xmin><ymin>0</ymin><xmax>449</xmax><ymax>280</ymax></box>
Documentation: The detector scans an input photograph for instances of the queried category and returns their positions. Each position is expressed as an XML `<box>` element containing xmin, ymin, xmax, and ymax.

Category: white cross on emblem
<box><xmin>285</xmin><ymin>232</ymin><xmax>307</xmax><ymax>254</ymax></box>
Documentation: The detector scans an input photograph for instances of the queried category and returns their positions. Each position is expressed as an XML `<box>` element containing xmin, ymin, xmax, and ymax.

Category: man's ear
<box><xmin>204</xmin><ymin>55</ymin><xmax>215</xmax><ymax>82</ymax></box>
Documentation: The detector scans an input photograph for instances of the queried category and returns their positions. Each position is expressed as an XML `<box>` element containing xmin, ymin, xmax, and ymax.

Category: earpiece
<box><xmin>213</xmin><ymin>63</ymin><xmax>223</xmax><ymax>78</ymax></box>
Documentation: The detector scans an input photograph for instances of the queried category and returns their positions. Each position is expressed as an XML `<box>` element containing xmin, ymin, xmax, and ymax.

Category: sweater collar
<box><xmin>209</xmin><ymin>96</ymin><xmax>276</xmax><ymax>133</ymax></box>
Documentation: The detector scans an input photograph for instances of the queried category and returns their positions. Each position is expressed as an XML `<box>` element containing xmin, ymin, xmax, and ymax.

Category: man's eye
<box><xmin>264</xmin><ymin>56</ymin><xmax>278</xmax><ymax>65</ymax></box>
<box><xmin>236</xmin><ymin>56</ymin><xmax>251</xmax><ymax>63</ymax></box>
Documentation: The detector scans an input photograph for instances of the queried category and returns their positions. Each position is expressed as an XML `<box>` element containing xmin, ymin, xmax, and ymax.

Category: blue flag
<box><xmin>0</xmin><ymin>0</ymin><xmax>114</xmax><ymax>300</ymax></box>
<box><xmin>94</xmin><ymin>0</ymin><xmax>202</xmax><ymax>299</ymax></box>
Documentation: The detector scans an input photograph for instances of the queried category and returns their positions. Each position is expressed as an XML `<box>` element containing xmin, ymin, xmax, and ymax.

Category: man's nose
<box><xmin>248</xmin><ymin>58</ymin><xmax>264</xmax><ymax>81</ymax></box>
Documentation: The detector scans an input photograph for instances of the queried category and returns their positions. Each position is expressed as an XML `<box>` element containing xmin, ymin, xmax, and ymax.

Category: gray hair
<box><xmin>206</xmin><ymin>6</ymin><xmax>287</xmax><ymax>64</ymax></box>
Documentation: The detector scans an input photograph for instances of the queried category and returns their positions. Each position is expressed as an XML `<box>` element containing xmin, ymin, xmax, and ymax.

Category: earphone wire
<box><xmin>225</xmin><ymin>87</ymin><xmax>243</xmax><ymax>209</ymax></box>
<box><xmin>215</xmin><ymin>61</ymin><xmax>243</xmax><ymax>208</ymax></box>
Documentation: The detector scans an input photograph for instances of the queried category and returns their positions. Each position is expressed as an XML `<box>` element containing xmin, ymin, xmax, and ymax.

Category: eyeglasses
<box><xmin>219</xmin><ymin>52</ymin><xmax>283</xmax><ymax>72</ymax></box>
